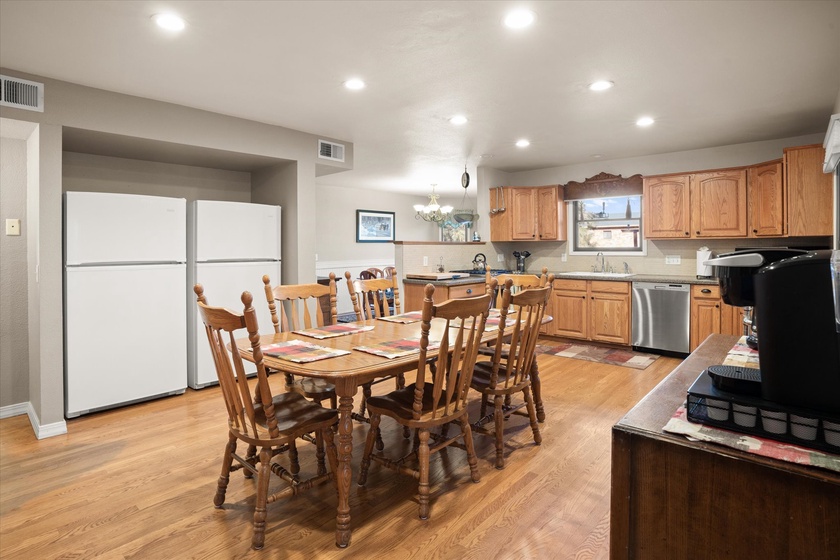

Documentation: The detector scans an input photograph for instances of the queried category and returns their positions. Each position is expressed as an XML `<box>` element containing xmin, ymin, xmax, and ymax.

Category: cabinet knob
<box><xmin>753</xmin><ymin>229</ymin><xmax>758</xmax><ymax>233</ymax></box>
<box><xmin>466</xmin><ymin>289</ymin><xmax>472</xmax><ymax>294</ymax></box>
<box><xmin>582</xmin><ymin>296</ymin><xmax>586</xmax><ymax>299</ymax></box>
<box><xmin>696</xmin><ymin>231</ymin><xmax>701</xmax><ymax>235</ymax></box>
<box><xmin>715</xmin><ymin>304</ymin><xmax>720</xmax><ymax>309</ymax></box>
<box><xmin>701</xmin><ymin>289</ymin><xmax>711</xmax><ymax>294</ymax></box>
<box><xmin>684</xmin><ymin>232</ymin><xmax>690</xmax><ymax>236</ymax></box>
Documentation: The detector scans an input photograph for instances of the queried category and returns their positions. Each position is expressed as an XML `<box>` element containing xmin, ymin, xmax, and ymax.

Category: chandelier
<box><xmin>414</xmin><ymin>184</ymin><xmax>453</xmax><ymax>223</ymax></box>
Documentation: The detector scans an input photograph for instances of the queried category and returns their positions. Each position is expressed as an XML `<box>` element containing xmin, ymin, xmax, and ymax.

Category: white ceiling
<box><xmin>1</xmin><ymin>0</ymin><xmax>839</xmax><ymax>195</ymax></box>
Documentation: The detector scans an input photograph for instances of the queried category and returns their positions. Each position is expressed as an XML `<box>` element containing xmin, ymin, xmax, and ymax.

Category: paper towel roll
<box><xmin>697</xmin><ymin>248</ymin><xmax>714</xmax><ymax>277</ymax></box>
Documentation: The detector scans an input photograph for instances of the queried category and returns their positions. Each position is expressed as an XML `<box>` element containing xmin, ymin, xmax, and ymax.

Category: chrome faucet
<box><xmin>595</xmin><ymin>252</ymin><xmax>605</xmax><ymax>273</ymax></box>
<box><xmin>623</xmin><ymin>261</ymin><xmax>630</xmax><ymax>274</ymax></box>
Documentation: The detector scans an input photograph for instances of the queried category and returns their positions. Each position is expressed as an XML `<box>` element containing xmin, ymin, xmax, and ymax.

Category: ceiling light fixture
<box><xmin>343</xmin><ymin>78</ymin><xmax>366</xmax><ymax>90</ymax></box>
<box><xmin>589</xmin><ymin>80</ymin><xmax>614</xmax><ymax>91</ymax></box>
<box><xmin>516</xmin><ymin>139</ymin><xmax>530</xmax><ymax>148</ymax></box>
<box><xmin>504</xmin><ymin>9</ymin><xmax>535</xmax><ymax>29</ymax></box>
<box><xmin>414</xmin><ymin>184</ymin><xmax>453</xmax><ymax>224</ymax></box>
<box><xmin>636</xmin><ymin>116</ymin><xmax>655</xmax><ymax>127</ymax></box>
<box><xmin>153</xmin><ymin>13</ymin><xmax>186</xmax><ymax>31</ymax></box>
<box><xmin>449</xmin><ymin>115</ymin><xmax>468</xmax><ymax>125</ymax></box>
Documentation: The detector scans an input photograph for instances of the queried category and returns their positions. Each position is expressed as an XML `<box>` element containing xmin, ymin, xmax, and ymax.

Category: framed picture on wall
<box><xmin>356</xmin><ymin>210</ymin><xmax>395</xmax><ymax>243</ymax></box>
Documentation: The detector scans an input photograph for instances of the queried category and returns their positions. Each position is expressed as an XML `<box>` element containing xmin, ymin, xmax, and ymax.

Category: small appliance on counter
<box><xmin>513</xmin><ymin>250</ymin><xmax>531</xmax><ymax>273</ymax></box>
<box><xmin>685</xmin><ymin>249</ymin><xmax>840</xmax><ymax>453</ymax></box>
<box><xmin>696</xmin><ymin>247</ymin><xmax>715</xmax><ymax>278</ymax></box>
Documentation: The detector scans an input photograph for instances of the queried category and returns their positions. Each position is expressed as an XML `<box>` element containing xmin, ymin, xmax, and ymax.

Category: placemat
<box><xmin>664</xmin><ymin>405</ymin><xmax>840</xmax><ymax>473</ymax></box>
<box><xmin>354</xmin><ymin>337</ymin><xmax>440</xmax><ymax>359</ymax></box>
<box><xmin>722</xmin><ymin>335</ymin><xmax>760</xmax><ymax>369</ymax></box>
<box><xmin>260</xmin><ymin>340</ymin><xmax>351</xmax><ymax>363</ymax></box>
<box><xmin>293</xmin><ymin>323</ymin><xmax>375</xmax><ymax>339</ymax></box>
<box><xmin>376</xmin><ymin>311</ymin><xmax>424</xmax><ymax>324</ymax></box>
<box><xmin>451</xmin><ymin>316</ymin><xmax>517</xmax><ymax>331</ymax></box>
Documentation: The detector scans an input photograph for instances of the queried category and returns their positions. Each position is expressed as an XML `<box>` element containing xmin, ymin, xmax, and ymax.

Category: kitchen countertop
<box><xmin>403</xmin><ymin>273</ymin><xmax>719</xmax><ymax>286</ymax></box>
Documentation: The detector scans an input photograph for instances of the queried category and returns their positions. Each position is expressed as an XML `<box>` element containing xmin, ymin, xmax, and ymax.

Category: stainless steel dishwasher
<box><xmin>631</xmin><ymin>282</ymin><xmax>690</xmax><ymax>354</ymax></box>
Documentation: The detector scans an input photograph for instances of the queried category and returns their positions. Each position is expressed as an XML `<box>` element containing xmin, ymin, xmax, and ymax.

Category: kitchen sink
<box><xmin>556</xmin><ymin>271</ymin><xmax>635</xmax><ymax>278</ymax></box>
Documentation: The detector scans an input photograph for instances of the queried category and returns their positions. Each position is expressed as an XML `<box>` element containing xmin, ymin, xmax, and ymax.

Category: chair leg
<box><xmin>529</xmin><ymin>359</ymin><xmax>545</xmax><ymax>422</ymax></box>
<box><xmin>479</xmin><ymin>394</ymin><xmax>488</xmax><ymax>420</ymax></box>
<box><xmin>288</xmin><ymin>440</ymin><xmax>300</xmax><ymax>476</ymax></box>
<box><xmin>251</xmin><ymin>447</ymin><xmax>272</xmax><ymax>550</ymax></box>
<box><xmin>358</xmin><ymin>413</ymin><xmax>381</xmax><ymax>486</ymax></box>
<box><xmin>417</xmin><ymin>428</ymin><xmax>431</xmax><ymax>520</ymax></box>
<box><xmin>524</xmin><ymin>387</ymin><xmax>542</xmax><ymax>445</ymax></box>
<box><xmin>315</xmin><ymin>429</ymin><xmax>327</xmax><ymax>476</ymax></box>
<box><xmin>244</xmin><ymin>444</ymin><xmax>257</xmax><ymax>479</ymax></box>
<box><xmin>330</xmin><ymin>394</ymin><xmax>338</xmax><ymax>410</ymax></box>
<box><xmin>458</xmin><ymin>415</ymin><xmax>481</xmax><ymax>484</ymax></box>
<box><xmin>360</xmin><ymin>383</ymin><xmax>371</xmax><ymax>417</ymax></box>
<box><xmin>214</xmin><ymin>433</ymin><xmax>237</xmax><ymax>507</ymax></box>
<box><xmin>494</xmin><ymin>394</ymin><xmax>505</xmax><ymax>470</ymax></box>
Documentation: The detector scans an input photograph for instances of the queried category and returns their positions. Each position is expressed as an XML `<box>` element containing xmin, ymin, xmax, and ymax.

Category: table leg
<box><xmin>530</xmin><ymin>358</ymin><xmax>545</xmax><ymax>423</ymax></box>
<box><xmin>335</xmin><ymin>391</ymin><xmax>354</xmax><ymax>548</ymax></box>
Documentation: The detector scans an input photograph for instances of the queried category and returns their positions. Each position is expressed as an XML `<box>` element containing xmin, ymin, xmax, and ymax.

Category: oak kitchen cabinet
<box><xmin>550</xmin><ymin>279</ymin><xmax>631</xmax><ymax>345</ymax></box>
<box><xmin>747</xmin><ymin>159</ymin><xmax>784</xmax><ymax>237</ymax></box>
<box><xmin>489</xmin><ymin>186</ymin><xmax>565</xmax><ymax>242</ymax></box>
<box><xmin>784</xmin><ymin>144</ymin><xmax>833</xmax><ymax>237</ymax></box>
<box><xmin>689</xmin><ymin>284</ymin><xmax>744</xmax><ymax>351</ymax></box>
<box><xmin>643</xmin><ymin>168</ymin><xmax>747</xmax><ymax>239</ymax></box>
<box><xmin>402</xmin><ymin>280</ymin><xmax>485</xmax><ymax>312</ymax></box>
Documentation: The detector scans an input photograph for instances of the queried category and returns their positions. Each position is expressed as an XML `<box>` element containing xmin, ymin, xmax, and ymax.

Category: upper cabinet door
<box><xmin>643</xmin><ymin>175</ymin><xmax>691</xmax><ymax>238</ymax></box>
<box><xmin>510</xmin><ymin>188</ymin><xmax>537</xmax><ymax>240</ymax></box>
<box><xmin>748</xmin><ymin>160</ymin><xmax>784</xmax><ymax>237</ymax></box>
<box><xmin>690</xmin><ymin>169</ymin><xmax>747</xmax><ymax>237</ymax></box>
<box><xmin>784</xmin><ymin>144</ymin><xmax>833</xmax><ymax>237</ymax></box>
<box><xmin>536</xmin><ymin>186</ymin><xmax>559</xmax><ymax>240</ymax></box>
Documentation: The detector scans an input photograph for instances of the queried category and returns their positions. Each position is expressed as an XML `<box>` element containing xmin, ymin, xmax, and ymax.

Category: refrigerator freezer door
<box><xmin>65</xmin><ymin>192</ymin><xmax>186</xmax><ymax>265</ymax></box>
<box><xmin>188</xmin><ymin>261</ymin><xmax>282</xmax><ymax>388</ymax></box>
<box><xmin>191</xmin><ymin>200</ymin><xmax>281</xmax><ymax>262</ymax></box>
<box><xmin>65</xmin><ymin>264</ymin><xmax>187</xmax><ymax>417</ymax></box>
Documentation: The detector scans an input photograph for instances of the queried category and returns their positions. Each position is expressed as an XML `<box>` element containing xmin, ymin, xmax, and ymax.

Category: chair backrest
<box><xmin>487</xmin><ymin>276</ymin><xmax>555</xmax><ymax>391</ymax></box>
<box><xmin>493</xmin><ymin>266</ymin><xmax>549</xmax><ymax>289</ymax></box>
<box><xmin>414</xmin><ymin>282</ymin><xmax>494</xmax><ymax>422</ymax></box>
<box><xmin>359</xmin><ymin>268</ymin><xmax>384</xmax><ymax>280</ymax></box>
<box><xmin>346</xmin><ymin>271</ymin><xmax>401</xmax><ymax>320</ymax></box>
<box><xmin>263</xmin><ymin>273</ymin><xmax>337</xmax><ymax>333</ymax></box>
<box><xmin>194</xmin><ymin>285</ymin><xmax>281</xmax><ymax>441</ymax></box>
<box><xmin>383</xmin><ymin>266</ymin><xmax>397</xmax><ymax>279</ymax></box>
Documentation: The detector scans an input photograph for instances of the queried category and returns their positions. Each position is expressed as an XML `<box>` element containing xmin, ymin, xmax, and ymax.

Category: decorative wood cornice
<box><xmin>563</xmin><ymin>172</ymin><xmax>644</xmax><ymax>201</ymax></box>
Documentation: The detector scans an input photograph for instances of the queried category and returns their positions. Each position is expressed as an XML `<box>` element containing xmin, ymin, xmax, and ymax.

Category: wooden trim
<box><xmin>393</xmin><ymin>241</ymin><xmax>485</xmax><ymax>245</ymax></box>
<box><xmin>563</xmin><ymin>172</ymin><xmax>643</xmax><ymax>201</ymax></box>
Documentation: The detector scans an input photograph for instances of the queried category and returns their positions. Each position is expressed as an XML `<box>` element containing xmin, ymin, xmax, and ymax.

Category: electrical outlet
<box><xmin>315</xmin><ymin>253</ymin><xmax>318</xmax><ymax>262</ymax></box>
<box><xmin>497</xmin><ymin>254</ymin><xmax>504</xmax><ymax>262</ymax></box>
<box><xmin>561</xmin><ymin>252</ymin><xmax>567</xmax><ymax>262</ymax></box>
<box><xmin>665</xmin><ymin>255</ymin><xmax>681</xmax><ymax>265</ymax></box>
<box><xmin>423</xmin><ymin>256</ymin><xmax>428</xmax><ymax>266</ymax></box>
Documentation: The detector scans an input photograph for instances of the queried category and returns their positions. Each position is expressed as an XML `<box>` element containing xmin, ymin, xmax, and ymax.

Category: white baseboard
<box><xmin>0</xmin><ymin>402</ymin><xmax>29</xmax><ymax>419</ymax></box>
<box><xmin>26</xmin><ymin>402</ymin><xmax>67</xmax><ymax>439</ymax></box>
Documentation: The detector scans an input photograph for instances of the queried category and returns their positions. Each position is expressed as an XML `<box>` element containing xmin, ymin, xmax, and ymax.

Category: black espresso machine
<box><xmin>705</xmin><ymin>249</ymin><xmax>840</xmax><ymax>414</ymax></box>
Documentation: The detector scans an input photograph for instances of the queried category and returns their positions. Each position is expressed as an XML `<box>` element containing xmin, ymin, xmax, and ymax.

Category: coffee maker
<box><xmin>708</xmin><ymin>249</ymin><xmax>840</xmax><ymax>414</ymax></box>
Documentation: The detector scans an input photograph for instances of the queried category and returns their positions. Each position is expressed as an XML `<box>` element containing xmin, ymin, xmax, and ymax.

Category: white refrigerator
<box><xmin>187</xmin><ymin>200</ymin><xmax>282</xmax><ymax>388</ymax></box>
<box><xmin>64</xmin><ymin>192</ymin><xmax>188</xmax><ymax>418</ymax></box>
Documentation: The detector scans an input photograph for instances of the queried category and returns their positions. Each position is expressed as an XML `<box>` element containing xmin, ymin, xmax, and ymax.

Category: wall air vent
<box><xmin>0</xmin><ymin>75</ymin><xmax>44</xmax><ymax>112</ymax></box>
<box><xmin>318</xmin><ymin>139</ymin><xmax>345</xmax><ymax>162</ymax></box>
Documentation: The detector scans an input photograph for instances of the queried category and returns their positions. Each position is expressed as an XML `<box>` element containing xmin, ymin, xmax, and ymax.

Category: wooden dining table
<box><xmin>236</xmin><ymin>315</ymin><xmax>498</xmax><ymax>548</ymax></box>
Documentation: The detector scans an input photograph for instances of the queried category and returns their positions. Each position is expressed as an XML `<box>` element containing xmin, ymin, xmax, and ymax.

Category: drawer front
<box><xmin>590</xmin><ymin>280</ymin><xmax>630</xmax><ymax>294</ymax></box>
<box><xmin>554</xmin><ymin>279</ymin><xmax>587</xmax><ymax>292</ymax></box>
<box><xmin>447</xmin><ymin>283</ymin><xmax>484</xmax><ymax>299</ymax></box>
<box><xmin>692</xmin><ymin>284</ymin><xmax>721</xmax><ymax>299</ymax></box>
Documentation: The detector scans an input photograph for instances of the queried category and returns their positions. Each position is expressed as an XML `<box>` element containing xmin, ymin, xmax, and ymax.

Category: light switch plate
<box><xmin>423</xmin><ymin>256</ymin><xmax>428</xmax><ymax>266</ymax></box>
<box><xmin>497</xmin><ymin>254</ymin><xmax>504</xmax><ymax>262</ymax></box>
<box><xmin>5</xmin><ymin>218</ymin><xmax>21</xmax><ymax>236</ymax></box>
<box><xmin>665</xmin><ymin>255</ymin><xmax>681</xmax><ymax>265</ymax></box>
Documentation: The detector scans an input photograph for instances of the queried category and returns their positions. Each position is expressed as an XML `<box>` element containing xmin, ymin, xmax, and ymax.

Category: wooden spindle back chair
<box><xmin>358</xmin><ymin>283</ymin><xmax>494</xmax><ymax>520</ymax></box>
<box><xmin>346</xmin><ymin>272</ymin><xmax>400</xmax><ymax>320</ymax></box>
<box><xmin>262</xmin><ymin>273</ymin><xmax>338</xmax><ymax>408</ymax></box>
<box><xmin>470</xmin><ymin>276</ymin><xmax>554</xmax><ymax>469</ymax></box>
<box><xmin>194</xmin><ymin>285</ymin><xmax>338</xmax><ymax>550</ymax></box>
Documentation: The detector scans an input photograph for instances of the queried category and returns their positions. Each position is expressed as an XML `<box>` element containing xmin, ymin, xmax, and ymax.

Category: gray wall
<box><xmin>0</xmin><ymin>136</ymin><xmax>29</xmax><ymax>407</ymax></box>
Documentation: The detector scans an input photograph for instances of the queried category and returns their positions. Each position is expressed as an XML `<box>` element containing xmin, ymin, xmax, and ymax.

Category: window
<box><xmin>570</xmin><ymin>195</ymin><xmax>644</xmax><ymax>253</ymax></box>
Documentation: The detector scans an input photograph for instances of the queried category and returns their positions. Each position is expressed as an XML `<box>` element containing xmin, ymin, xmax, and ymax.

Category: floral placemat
<box><xmin>663</xmin><ymin>405</ymin><xmax>840</xmax><ymax>473</ymax></box>
<box><xmin>376</xmin><ymin>311</ymin><xmax>424</xmax><ymax>324</ymax></box>
<box><xmin>259</xmin><ymin>340</ymin><xmax>351</xmax><ymax>363</ymax></box>
<box><xmin>722</xmin><ymin>335</ymin><xmax>760</xmax><ymax>369</ymax></box>
<box><xmin>293</xmin><ymin>323</ymin><xmax>375</xmax><ymax>339</ymax></box>
<box><xmin>354</xmin><ymin>337</ymin><xmax>440</xmax><ymax>359</ymax></box>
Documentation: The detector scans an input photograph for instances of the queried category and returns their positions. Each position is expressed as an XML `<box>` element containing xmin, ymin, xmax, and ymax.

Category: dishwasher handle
<box><xmin>632</xmin><ymin>282</ymin><xmax>690</xmax><ymax>292</ymax></box>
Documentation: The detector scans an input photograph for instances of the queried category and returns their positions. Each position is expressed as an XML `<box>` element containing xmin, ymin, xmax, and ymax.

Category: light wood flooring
<box><xmin>0</xmin><ymin>349</ymin><xmax>680</xmax><ymax>559</ymax></box>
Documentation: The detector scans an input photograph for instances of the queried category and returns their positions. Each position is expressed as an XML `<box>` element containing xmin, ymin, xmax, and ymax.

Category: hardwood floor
<box><xmin>0</xmin><ymin>349</ymin><xmax>680</xmax><ymax>559</ymax></box>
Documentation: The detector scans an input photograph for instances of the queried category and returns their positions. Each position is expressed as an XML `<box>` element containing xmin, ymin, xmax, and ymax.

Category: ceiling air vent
<box><xmin>318</xmin><ymin>139</ymin><xmax>345</xmax><ymax>162</ymax></box>
<box><xmin>0</xmin><ymin>75</ymin><xmax>44</xmax><ymax>112</ymax></box>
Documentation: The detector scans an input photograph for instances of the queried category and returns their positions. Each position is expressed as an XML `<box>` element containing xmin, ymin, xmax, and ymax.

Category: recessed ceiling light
<box><xmin>153</xmin><ymin>13</ymin><xmax>186</xmax><ymax>31</ymax></box>
<box><xmin>504</xmin><ymin>9</ymin><xmax>535</xmax><ymax>29</ymax></box>
<box><xmin>592</xmin><ymin>154</ymin><xmax>603</xmax><ymax>159</ymax></box>
<box><xmin>343</xmin><ymin>79</ymin><xmax>366</xmax><ymax>90</ymax></box>
<box><xmin>449</xmin><ymin>115</ymin><xmax>468</xmax><ymax>125</ymax></box>
<box><xmin>516</xmin><ymin>139</ymin><xmax>530</xmax><ymax>148</ymax></box>
<box><xmin>636</xmin><ymin>116</ymin><xmax>655</xmax><ymax>127</ymax></box>
<box><xmin>589</xmin><ymin>80</ymin><xmax>614</xmax><ymax>92</ymax></box>
<box><xmin>480</xmin><ymin>154</ymin><xmax>494</xmax><ymax>159</ymax></box>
